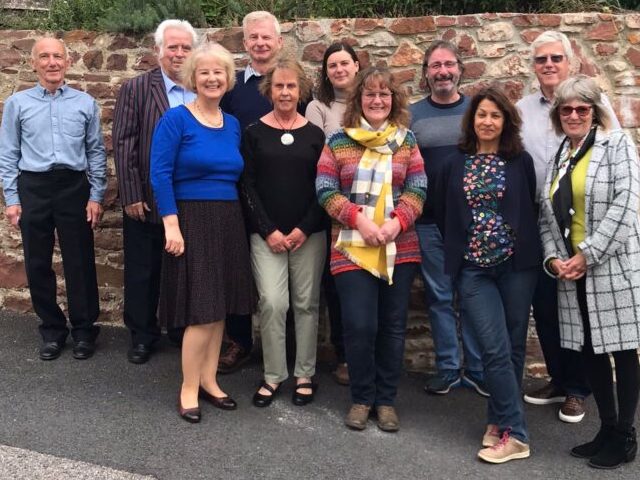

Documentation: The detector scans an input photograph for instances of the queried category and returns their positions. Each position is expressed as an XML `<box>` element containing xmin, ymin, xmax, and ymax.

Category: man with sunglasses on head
<box><xmin>517</xmin><ymin>30</ymin><xmax>619</xmax><ymax>423</ymax></box>
<box><xmin>410</xmin><ymin>40</ymin><xmax>487</xmax><ymax>398</ymax></box>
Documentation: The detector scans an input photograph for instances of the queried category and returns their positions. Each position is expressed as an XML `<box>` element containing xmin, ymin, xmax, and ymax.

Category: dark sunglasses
<box><xmin>559</xmin><ymin>105</ymin><xmax>592</xmax><ymax>117</ymax></box>
<box><xmin>534</xmin><ymin>54</ymin><xmax>565</xmax><ymax>65</ymax></box>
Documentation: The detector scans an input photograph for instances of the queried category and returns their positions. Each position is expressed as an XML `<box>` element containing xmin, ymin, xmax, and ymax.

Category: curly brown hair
<box><xmin>458</xmin><ymin>85</ymin><xmax>524</xmax><ymax>159</ymax></box>
<box><xmin>342</xmin><ymin>67</ymin><xmax>410</xmax><ymax>129</ymax></box>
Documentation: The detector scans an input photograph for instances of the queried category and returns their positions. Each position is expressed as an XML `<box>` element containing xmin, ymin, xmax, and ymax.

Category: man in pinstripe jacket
<box><xmin>113</xmin><ymin>19</ymin><xmax>198</xmax><ymax>364</ymax></box>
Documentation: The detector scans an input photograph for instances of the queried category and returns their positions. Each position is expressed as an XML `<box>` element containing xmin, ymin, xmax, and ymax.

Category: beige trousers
<box><xmin>250</xmin><ymin>232</ymin><xmax>326</xmax><ymax>383</ymax></box>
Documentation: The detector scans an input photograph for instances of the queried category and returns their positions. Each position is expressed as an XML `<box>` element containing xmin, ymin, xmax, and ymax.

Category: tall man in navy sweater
<box><xmin>409</xmin><ymin>40</ymin><xmax>486</xmax><ymax>397</ymax></box>
<box><xmin>113</xmin><ymin>20</ymin><xmax>198</xmax><ymax>364</ymax></box>
<box><xmin>219</xmin><ymin>11</ymin><xmax>284</xmax><ymax>372</ymax></box>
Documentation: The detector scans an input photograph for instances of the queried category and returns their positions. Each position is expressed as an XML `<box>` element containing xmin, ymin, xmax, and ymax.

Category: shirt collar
<box><xmin>35</xmin><ymin>82</ymin><xmax>67</xmax><ymax>97</ymax></box>
<box><xmin>244</xmin><ymin>64</ymin><xmax>262</xmax><ymax>83</ymax></box>
<box><xmin>161</xmin><ymin>69</ymin><xmax>182</xmax><ymax>93</ymax></box>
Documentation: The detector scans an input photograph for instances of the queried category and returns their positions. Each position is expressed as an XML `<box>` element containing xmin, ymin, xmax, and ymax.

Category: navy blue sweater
<box><xmin>435</xmin><ymin>149</ymin><xmax>541</xmax><ymax>276</ymax></box>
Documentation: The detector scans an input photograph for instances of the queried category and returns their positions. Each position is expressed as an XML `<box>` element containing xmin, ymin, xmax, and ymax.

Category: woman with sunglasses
<box><xmin>539</xmin><ymin>75</ymin><xmax>640</xmax><ymax>469</ymax></box>
<box><xmin>306</xmin><ymin>42</ymin><xmax>360</xmax><ymax>386</ymax></box>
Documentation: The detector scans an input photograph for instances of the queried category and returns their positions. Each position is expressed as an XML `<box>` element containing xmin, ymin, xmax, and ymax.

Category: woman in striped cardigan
<box><xmin>316</xmin><ymin>67</ymin><xmax>426</xmax><ymax>432</ymax></box>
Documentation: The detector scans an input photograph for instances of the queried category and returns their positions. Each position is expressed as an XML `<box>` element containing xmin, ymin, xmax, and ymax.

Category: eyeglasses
<box><xmin>362</xmin><ymin>92</ymin><xmax>393</xmax><ymax>100</ymax></box>
<box><xmin>534</xmin><ymin>54</ymin><xmax>565</xmax><ymax>65</ymax></box>
<box><xmin>425</xmin><ymin>61</ymin><xmax>458</xmax><ymax>71</ymax></box>
<box><xmin>558</xmin><ymin>105</ymin><xmax>592</xmax><ymax>117</ymax></box>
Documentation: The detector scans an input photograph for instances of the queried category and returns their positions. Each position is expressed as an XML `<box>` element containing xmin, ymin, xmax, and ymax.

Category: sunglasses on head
<box><xmin>559</xmin><ymin>105</ymin><xmax>592</xmax><ymax>117</ymax></box>
<box><xmin>534</xmin><ymin>54</ymin><xmax>565</xmax><ymax>65</ymax></box>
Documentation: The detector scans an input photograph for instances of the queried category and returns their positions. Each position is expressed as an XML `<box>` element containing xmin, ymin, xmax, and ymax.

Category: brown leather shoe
<box><xmin>559</xmin><ymin>395</ymin><xmax>586</xmax><ymax>423</ymax></box>
<box><xmin>333</xmin><ymin>363</ymin><xmax>350</xmax><ymax>386</ymax></box>
<box><xmin>345</xmin><ymin>404</ymin><xmax>371</xmax><ymax>430</ymax></box>
<box><xmin>217</xmin><ymin>341</ymin><xmax>250</xmax><ymax>374</ymax></box>
<box><xmin>376</xmin><ymin>406</ymin><xmax>399</xmax><ymax>432</ymax></box>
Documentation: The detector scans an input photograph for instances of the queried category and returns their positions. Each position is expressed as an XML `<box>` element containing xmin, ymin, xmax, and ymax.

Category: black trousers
<box><xmin>18</xmin><ymin>170</ymin><xmax>99</xmax><ymax>343</ymax></box>
<box><xmin>577</xmin><ymin>277</ymin><xmax>640</xmax><ymax>431</ymax></box>
<box><xmin>122</xmin><ymin>214</ymin><xmax>164</xmax><ymax>346</ymax></box>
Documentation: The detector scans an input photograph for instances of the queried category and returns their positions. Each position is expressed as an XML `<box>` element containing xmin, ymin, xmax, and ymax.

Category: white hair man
<box><xmin>517</xmin><ymin>30</ymin><xmax>620</xmax><ymax>423</ymax></box>
<box><xmin>113</xmin><ymin>19</ymin><xmax>198</xmax><ymax>364</ymax></box>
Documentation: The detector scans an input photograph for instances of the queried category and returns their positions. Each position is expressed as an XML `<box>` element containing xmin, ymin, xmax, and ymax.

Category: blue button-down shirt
<box><xmin>0</xmin><ymin>83</ymin><xmax>107</xmax><ymax>206</ymax></box>
<box><xmin>161</xmin><ymin>70</ymin><xmax>196</xmax><ymax>108</ymax></box>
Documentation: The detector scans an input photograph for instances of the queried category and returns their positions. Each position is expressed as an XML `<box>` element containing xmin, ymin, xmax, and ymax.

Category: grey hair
<box><xmin>550</xmin><ymin>75</ymin><xmax>612</xmax><ymax>135</ymax></box>
<box><xmin>31</xmin><ymin>36</ymin><xmax>69</xmax><ymax>60</ymax></box>
<box><xmin>154</xmin><ymin>19</ymin><xmax>199</xmax><ymax>52</ymax></box>
<box><xmin>530</xmin><ymin>30</ymin><xmax>574</xmax><ymax>63</ymax></box>
<box><xmin>242</xmin><ymin>11</ymin><xmax>281</xmax><ymax>36</ymax></box>
<box><xmin>181</xmin><ymin>43</ymin><xmax>236</xmax><ymax>93</ymax></box>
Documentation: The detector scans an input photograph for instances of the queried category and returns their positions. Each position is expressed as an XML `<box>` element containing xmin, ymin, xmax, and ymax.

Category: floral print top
<box><xmin>463</xmin><ymin>153</ymin><xmax>514</xmax><ymax>267</ymax></box>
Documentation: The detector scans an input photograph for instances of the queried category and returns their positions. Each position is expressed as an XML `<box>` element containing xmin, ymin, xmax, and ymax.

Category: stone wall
<box><xmin>1</xmin><ymin>13</ymin><xmax>639</xmax><ymax>374</ymax></box>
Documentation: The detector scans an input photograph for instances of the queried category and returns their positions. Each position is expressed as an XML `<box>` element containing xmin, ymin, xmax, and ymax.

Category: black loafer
<box><xmin>252</xmin><ymin>382</ymin><xmax>280</xmax><ymax>408</ymax></box>
<box><xmin>39</xmin><ymin>341</ymin><xmax>63</xmax><ymax>361</ymax></box>
<box><xmin>292</xmin><ymin>382</ymin><xmax>318</xmax><ymax>406</ymax></box>
<box><xmin>199</xmin><ymin>387</ymin><xmax>237</xmax><ymax>410</ymax></box>
<box><xmin>127</xmin><ymin>344</ymin><xmax>153</xmax><ymax>364</ymax></box>
<box><xmin>178</xmin><ymin>394</ymin><xmax>201</xmax><ymax>423</ymax></box>
<box><xmin>72</xmin><ymin>341</ymin><xmax>96</xmax><ymax>360</ymax></box>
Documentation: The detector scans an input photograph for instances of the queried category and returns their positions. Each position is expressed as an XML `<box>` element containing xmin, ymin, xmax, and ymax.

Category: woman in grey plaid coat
<box><xmin>539</xmin><ymin>75</ymin><xmax>640</xmax><ymax>470</ymax></box>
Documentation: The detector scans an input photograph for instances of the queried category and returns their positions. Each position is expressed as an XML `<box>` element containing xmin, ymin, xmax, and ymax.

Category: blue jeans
<box><xmin>416</xmin><ymin>223</ymin><xmax>483</xmax><ymax>376</ymax></box>
<box><xmin>335</xmin><ymin>263</ymin><xmax>418</xmax><ymax>406</ymax></box>
<box><xmin>457</xmin><ymin>260</ymin><xmax>538</xmax><ymax>443</ymax></box>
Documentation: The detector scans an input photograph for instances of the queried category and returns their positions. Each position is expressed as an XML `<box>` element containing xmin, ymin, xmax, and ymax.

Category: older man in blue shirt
<box><xmin>0</xmin><ymin>37</ymin><xmax>107</xmax><ymax>361</ymax></box>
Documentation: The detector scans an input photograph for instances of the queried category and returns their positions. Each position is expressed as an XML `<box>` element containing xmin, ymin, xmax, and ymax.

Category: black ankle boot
<box><xmin>571</xmin><ymin>424</ymin><xmax>615</xmax><ymax>458</ymax></box>
<box><xmin>588</xmin><ymin>427</ymin><xmax>637</xmax><ymax>469</ymax></box>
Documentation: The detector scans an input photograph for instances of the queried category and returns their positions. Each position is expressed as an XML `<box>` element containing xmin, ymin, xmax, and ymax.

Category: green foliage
<box><xmin>47</xmin><ymin>0</ymin><xmax>108</xmax><ymax>30</ymax></box>
<box><xmin>99</xmin><ymin>0</ymin><xmax>207</xmax><ymax>33</ymax></box>
<box><xmin>98</xmin><ymin>0</ymin><xmax>159</xmax><ymax>33</ymax></box>
<box><xmin>2</xmin><ymin>0</ymin><xmax>639</xmax><ymax>31</ymax></box>
<box><xmin>0</xmin><ymin>8</ymin><xmax>49</xmax><ymax>29</ymax></box>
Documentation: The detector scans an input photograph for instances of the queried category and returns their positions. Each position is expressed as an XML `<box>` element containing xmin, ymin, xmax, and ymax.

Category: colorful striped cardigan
<box><xmin>316</xmin><ymin>129</ymin><xmax>427</xmax><ymax>276</ymax></box>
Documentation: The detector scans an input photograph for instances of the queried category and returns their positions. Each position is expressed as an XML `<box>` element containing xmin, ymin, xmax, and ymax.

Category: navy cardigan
<box><xmin>435</xmin><ymin>149</ymin><xmax>541</xmax><ymax>276</ymax></box>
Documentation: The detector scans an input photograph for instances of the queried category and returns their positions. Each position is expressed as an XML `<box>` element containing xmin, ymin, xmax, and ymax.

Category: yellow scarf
<box><xmin>336</xmin><ymin>120</ymin><xmax>406</xmax><ymax>283</ymax></box>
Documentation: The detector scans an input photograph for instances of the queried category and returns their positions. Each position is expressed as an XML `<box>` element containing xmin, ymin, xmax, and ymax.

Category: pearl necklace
<box><xmin>194</xmin><ymin>101</ymin><xmax>223</xmax><ymax>128</ymax></box>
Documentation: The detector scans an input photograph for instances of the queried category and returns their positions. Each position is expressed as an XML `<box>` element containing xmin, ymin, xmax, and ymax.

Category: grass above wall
<box><xmin>0</xmin><ymin>0</ymin><xmax>638</xmax><ymax>32</ymax></box>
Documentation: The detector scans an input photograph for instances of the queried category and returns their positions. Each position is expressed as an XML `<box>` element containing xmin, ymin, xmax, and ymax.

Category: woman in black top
<box><xmin>241</xmin><ymin>58</ymin><xmax>326</xmax><ymax>408</ymax></box>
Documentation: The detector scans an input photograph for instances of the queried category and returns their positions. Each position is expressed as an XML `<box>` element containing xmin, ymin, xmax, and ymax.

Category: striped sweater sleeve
<box><xmin>391</xmin><ymin>133</ymin><xmax>427</xmax><ymax>231</ymax></box>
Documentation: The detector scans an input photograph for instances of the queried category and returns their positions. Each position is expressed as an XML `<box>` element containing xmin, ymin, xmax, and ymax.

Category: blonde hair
<box><xmin>181</xmin><ymin>43</ymin><xmax>236</xmax><ymax>93</ymax></box>
<box><xmin>242</xmin><ymin>11</ymin><xmax>281</xmax><ymax>36</ymax></box>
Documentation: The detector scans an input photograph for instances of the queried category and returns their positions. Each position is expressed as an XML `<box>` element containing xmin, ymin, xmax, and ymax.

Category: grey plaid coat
<box><xmin>539</xmin><ymin>129</ymin><xmax>640</xmax><ymax>354</ymax></box>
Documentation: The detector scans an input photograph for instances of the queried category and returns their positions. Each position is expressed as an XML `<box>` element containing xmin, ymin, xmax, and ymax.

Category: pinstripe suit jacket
<box><xmin>113</xmin><ymin>68</ymin><xmax>169</xmax><ymax>224</ymax></box>
<box><xmin>540</xmin><ymin>129</ymin><xmax>640</xmax><ymax>353</ymax></box>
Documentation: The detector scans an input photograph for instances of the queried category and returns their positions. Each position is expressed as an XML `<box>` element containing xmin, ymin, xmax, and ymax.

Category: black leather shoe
<box><xmin>72</xmin><ymin>341</ymin><xmax>96</xmax><ymax>360</ymax></box>
<box><xmin>252</xmin><ymin>382</ymin><xmax>280</xmax><ymax>408</ymax></box>
<box><xmin>199</xmin><ymin>387</ymin><xmax>237</xmax><ymax>410</ymax></box>
<box><xmin>39</xmin><ymin>341</ymin><xmax>63</xmax><ymax>361</ymax></box>
<box><xmin>127</xmin><ymin>344</ymin><xmax>153</xmax><ymax>364</ymax></box>
<box><xmin>178</xmin><ymin>394</ymin><xmax>201</xmax><ymax>423</ymax></box>
<box><xmin>292</xmin><ymin>382</ymin><xmax>318</xmax><ymax>406</ymax></box>
<box><xmin>589</xmin><ymin>427</ymin><xmax>637</xmax><ymax>469</ymax></box>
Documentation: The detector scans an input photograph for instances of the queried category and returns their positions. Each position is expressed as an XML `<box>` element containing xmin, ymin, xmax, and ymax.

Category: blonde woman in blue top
<box><xmin>151</xmin><ymin>44</ymin><xmax>255</xmax><ymax>423</ymax></box>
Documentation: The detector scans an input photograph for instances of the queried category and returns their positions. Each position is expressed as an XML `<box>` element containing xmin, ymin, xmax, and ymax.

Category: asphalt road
<box><xmin>0</xmin><ymin>311</ymin><xmax>637</xmax><ymax>480</ymax></box>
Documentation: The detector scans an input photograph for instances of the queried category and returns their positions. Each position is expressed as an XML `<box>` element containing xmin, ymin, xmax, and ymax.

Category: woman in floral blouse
<box><xmin>435</xmin><ymin>86</ymin><xmax>540</xmax><ymax>464</ymax></box>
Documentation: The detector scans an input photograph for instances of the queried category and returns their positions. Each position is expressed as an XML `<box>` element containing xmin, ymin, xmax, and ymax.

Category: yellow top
<box><xmin>550</xmin><ymin>147</ymin><xmax>593</xmax><ymax>252</ymax></box>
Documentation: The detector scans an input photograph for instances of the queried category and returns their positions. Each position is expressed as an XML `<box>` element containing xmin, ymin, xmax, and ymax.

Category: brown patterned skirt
<box><xmin>159</xmin><ymin>200</ymin><xmax>256</xmax><ymax>328</ymax></box>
